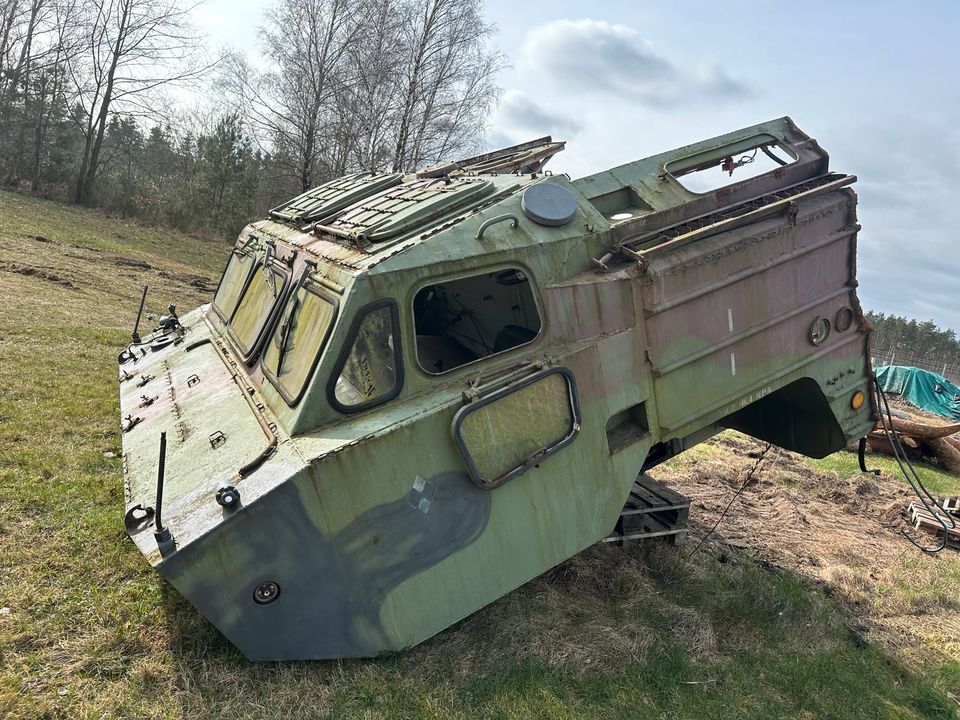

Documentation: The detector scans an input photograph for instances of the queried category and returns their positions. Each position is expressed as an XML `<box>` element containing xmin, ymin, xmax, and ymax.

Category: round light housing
<box><xmin>253</xmin><ymin>581</ymin><xmax>280</xmax><ymax>605</ymax></box>
<box><xmin>809</xmin><ymin>316</ymin><xmax>831</xmax><ymax>346</ymax></box>
<box><xmin>851</xmin><ymin>390</ymin><xmax>865</xmax><ymax>410</ymax></box>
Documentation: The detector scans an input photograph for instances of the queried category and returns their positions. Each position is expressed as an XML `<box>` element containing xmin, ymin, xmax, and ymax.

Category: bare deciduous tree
<box><xmin>228</xmin><ymin>0</ymin><xmax>360</xmax><ymax>193</ymax></box>
<box><xmin>230</xmin><ymin>0</ymin><xmax>502</xmax><ymax>189</ymax></box>
<box><xmin>390</xmin><ymin>0</ymin><xmax>503</xmax><ymax>171</ymax></box>
<box><xmin>68</xmin><ymin>0</ymin><xmax>211</xmax><ymax>203</ymax></box>
<box><xmin>333</xmin><ymin>0</ymin><xmax>403</xmax><ymax>171</ymax></box>
<box><xmin>0</xmin><ymin>0</ymin><xmax>504</xmax><ymax>233</ymax></box>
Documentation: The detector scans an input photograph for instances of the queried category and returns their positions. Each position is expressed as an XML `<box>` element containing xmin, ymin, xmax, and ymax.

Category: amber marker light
<box><xmin>851</xmin><ymin>390</ymin><xmax>865</xmax><ymax>410</ymax></box>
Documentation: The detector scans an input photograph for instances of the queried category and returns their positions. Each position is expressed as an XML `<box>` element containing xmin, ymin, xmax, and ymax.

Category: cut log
<box><xmin>866</xmin><ymin>432</ymin><xmax>921</xmax><ymax>458</ymax></box>
<box><xmin>878</xmin><ymin>416</ymin><xmax>960</xmax><ymax>439</ymax></box>
<box><xmin>927</xmin><ymin>437</ymin><xmax>960</xmax><ymax>474</ymax></box>
<box><xmin>868</xmin><ymin>430</ymin><xmax>918</xmax><ymax>448</ymax></box>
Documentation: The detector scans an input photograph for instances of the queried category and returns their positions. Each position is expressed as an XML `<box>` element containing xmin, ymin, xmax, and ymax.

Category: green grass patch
<box><xmin>1</xmin><ymin>192</ymin><xmax>957</xmax><ymax>718</ymax></box>
<box><xmin>0</xmin><ymin>190</ymin><xmax>228</xmax><ymax>273</ymax></box>
<box><xmin>808</xmin><ymin>448</ymin><xmax>960</xmax><ymax>496</ymax></box>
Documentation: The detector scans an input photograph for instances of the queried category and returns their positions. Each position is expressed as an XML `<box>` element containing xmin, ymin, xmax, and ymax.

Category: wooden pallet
<box><xmin>604</xmin><ymin>475</ymin><xmax>691</xmax><ymax>544</ymax></box>
<box><xmin>907</xmin><ymin>501</ymin><xmax>960</xmax><ymax>545</ymax></box>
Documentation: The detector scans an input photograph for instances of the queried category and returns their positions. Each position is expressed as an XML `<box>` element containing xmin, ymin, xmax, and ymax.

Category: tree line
<box><xmin>0</xmin><ymin>0</ymin><xmax>502</xmax><ymax>237</ymax></box>
<box><xmin>866</xmin><ymin>311</ymin><xmax>960</xmax><ymax>369</ymax></box>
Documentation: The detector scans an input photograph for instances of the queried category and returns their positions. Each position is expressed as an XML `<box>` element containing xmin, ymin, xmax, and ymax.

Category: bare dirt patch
<box><xmin>0</xmin><ymin>230</ymin><xmax>216</xmax><ymax>329</ymax></box>
<box><xmin>0</xmin><ymin>261</ymin><xmax>78</xmax><ymax>290</ymax></box>
<box><xmin>111</xmin><ymin>257</ymin><xmax>153</xmax><ymax>270</ymax></box>
<box><xmin>656</xmin><ymin>432</ymin><xmax>960</xmax><ymax>670</ymax></box>
<box><xmin>158</xmin><ymin>269</ymin><xmax>216</xmax><ymax>293</ymax></box>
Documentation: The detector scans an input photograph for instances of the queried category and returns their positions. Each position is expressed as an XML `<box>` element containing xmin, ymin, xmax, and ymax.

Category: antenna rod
<box><xmin>132</xmin><ymin>285</ymin><xmax>148</xmax><ymax>344</ymax></box>
<box><xmin>154</xmin><ymin>432</ymin><xmax>171</xmax><ymax>545</ymax></box>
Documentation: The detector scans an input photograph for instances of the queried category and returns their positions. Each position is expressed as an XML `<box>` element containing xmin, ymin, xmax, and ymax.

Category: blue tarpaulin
<box><xmin>875</xmin><ymin>365</ymin><xmax>960</xmax><ymax>421</ymax></box>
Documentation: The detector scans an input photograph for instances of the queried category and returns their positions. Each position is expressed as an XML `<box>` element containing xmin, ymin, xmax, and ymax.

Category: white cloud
<box><xmin>519</xmin><ymin>19</ymin><xmax>750</xmax><ymax>106</ymax></box>
<box><xmin>486</xmin><ymin>18</ymin><xmax>758</xmax><ymax>178</ymax></box>
<box><xmin>830</xmin><ymin>116</ymin><xmax>960</xmax><ymax>330</ymax></box>
<box><xmin>486</xmin><ymin>90</ymin><xmax>584</xmax><ymax>148</ymax></box>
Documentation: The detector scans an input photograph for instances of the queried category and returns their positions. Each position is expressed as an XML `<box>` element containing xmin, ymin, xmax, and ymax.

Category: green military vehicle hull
<box><xmin>119</xmin><ymin>118</ymin><xmax>874</xmax><ymax>660</ymax></box>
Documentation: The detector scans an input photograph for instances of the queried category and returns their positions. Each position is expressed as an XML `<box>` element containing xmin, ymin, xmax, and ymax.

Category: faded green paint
<box><xmin>119</xmin><ymin>121</ymin><xmax>875</xmax><ymax>660</ymax></box>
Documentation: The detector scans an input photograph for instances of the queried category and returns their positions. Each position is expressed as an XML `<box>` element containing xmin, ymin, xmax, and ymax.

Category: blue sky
<box><xmin>194</xmin><ymin>0</ymin><xmax>960</xmax><ymax>333</ymax></box>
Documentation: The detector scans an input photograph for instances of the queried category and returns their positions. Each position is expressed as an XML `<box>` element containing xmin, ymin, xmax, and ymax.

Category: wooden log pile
<box><xmin>867</xmin><ymin>401</ymin><xmax>960</xmax><ymax>475</ymax></box>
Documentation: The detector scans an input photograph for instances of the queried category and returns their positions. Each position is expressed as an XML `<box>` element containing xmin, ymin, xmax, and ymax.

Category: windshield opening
<box><xmin>212</xmin><ymin>249</ymin><xmax>256</xmax><ymax>321</ymax></box>
<box><xmin>226</xmin><ymin>261</ymin><xmax>289</xmax><ymax>360</ymax></box>
<box><xmin>263</xmin><ymin>281</ymin><xmax>339</xmax><ymax>404</ymax></box>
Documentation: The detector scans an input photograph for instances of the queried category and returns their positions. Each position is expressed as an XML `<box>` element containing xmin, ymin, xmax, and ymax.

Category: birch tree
<box><xmin>232</xmin><ymin>0</ymin><xmax>360</xmax><ymax>193</ymax></box>
<box><xmin>389</xmin><ymin>0</ymin><xmax>503</xmax><ymax>171</ymax></box>
<box><xmin>68</xmin><ymin>0</ymin><xmax>211</xmax><ymax>204</ymax></box>
<box><xmin>233</xmin><ymin>0</ymin><xmax>503</xmax><ymax>187</ymax></box>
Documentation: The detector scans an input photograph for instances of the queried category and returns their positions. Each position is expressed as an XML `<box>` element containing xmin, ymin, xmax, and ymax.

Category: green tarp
<box><xmin>875</xmin><ymin>365</ymin><xmax>960</xmax><ymax>421</ymax></box>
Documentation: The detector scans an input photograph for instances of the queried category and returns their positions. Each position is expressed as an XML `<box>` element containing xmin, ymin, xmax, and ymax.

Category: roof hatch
<box><xmin>314</xmin><ymin>177</ymin><xmax>494</xmax><ymax>244</ymax></box>
<box><xmin>269</xmin><ymin>172</ymin><xmax>402</xmax><ymax>224</ymax></box>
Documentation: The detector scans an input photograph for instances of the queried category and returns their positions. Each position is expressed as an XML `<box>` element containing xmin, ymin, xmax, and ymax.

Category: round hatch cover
<box><xmin>521</xmin><ymin>183</ymin><xmax>577</xmax><ymax>227</ymax></box>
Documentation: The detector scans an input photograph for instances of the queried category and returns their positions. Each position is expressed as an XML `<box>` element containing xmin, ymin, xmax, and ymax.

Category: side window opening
<box><xmin>666</xmin><ymin>136</ymin><xmax>797</xmax><ymax>194</ymax></box>
<box><xmin>329</xmin><ymin>301</ymin><xmax>402</xmax><ymax>413</ymax></box>
<box><xmin>414</xmin><ymin>268</ymin><xmax>542</xmax><ymax>375</ymax></box>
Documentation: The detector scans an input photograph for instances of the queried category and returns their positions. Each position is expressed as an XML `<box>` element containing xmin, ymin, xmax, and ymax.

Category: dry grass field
<box><xmin>1</xmin><ymin>189</ymin><xmax>958</xmax><ymax>719</ymax></box>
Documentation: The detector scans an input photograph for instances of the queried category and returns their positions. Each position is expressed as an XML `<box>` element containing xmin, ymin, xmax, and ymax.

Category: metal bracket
<box><xmin>461</xmin><ymin>359</ymin><xmax>548</xmax><ymax>403</ymax></box>
<box><xmin>123</xmin><ymin>503</ymin><xmax>154</xmax><ymax>530</ymax></box>
<box><xmin>784</xmin><ymin>200</ymin><xmax>799</xmax><ymax>226</ymax></box>
<box><xmin>209</xmin><ymin>430</ymin><xmax>227</xmax><ymax>449</ymax></box>
<box><xmin>618</xmin><ymin>245</ymin><xmax>649</xmax><ymax>273</ymax></box>
<box><xmin>187</xmin><ymin>374</ymin><xmax>200</xmax><ymax>388</ymax></box>
<box><xmin>591</xmin><ymin>253</ymin><xmax>613</xmax><ymax>273</ymax></box>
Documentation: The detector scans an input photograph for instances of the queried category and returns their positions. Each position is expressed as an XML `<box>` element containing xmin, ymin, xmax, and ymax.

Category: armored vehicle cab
<box><xmin>119</xmin><ymin>118</ymin><xmax>875</xmax><ymax>660</ymax></box>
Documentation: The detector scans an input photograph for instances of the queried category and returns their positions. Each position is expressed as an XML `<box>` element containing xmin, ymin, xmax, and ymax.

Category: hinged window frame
<box><xmin>452</xmin><ymin>366</ymin><xmax>581</xmax><ymax>489</ymax></box>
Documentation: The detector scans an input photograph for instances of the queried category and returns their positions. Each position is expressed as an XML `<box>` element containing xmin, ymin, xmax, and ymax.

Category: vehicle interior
<box><xmin>413</xmin><ymin>268</ymin><xmax>542</xmax><ymax>374</ymax></box>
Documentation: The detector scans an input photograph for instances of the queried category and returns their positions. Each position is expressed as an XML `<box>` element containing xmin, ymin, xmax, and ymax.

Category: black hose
<box><xmin>872</xmin><ymin>376</ymin><xmax>954</xmax><ymax>552</ymax></box>
<box><xmin>761</xmin><ymin>144</ymin><xmax>789</xmax><ymax>166</ymax></box>
<box><xmin>858</xmin><ymin>437</ymin><xmax>880</xmax><ymax>475</ymax></box>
